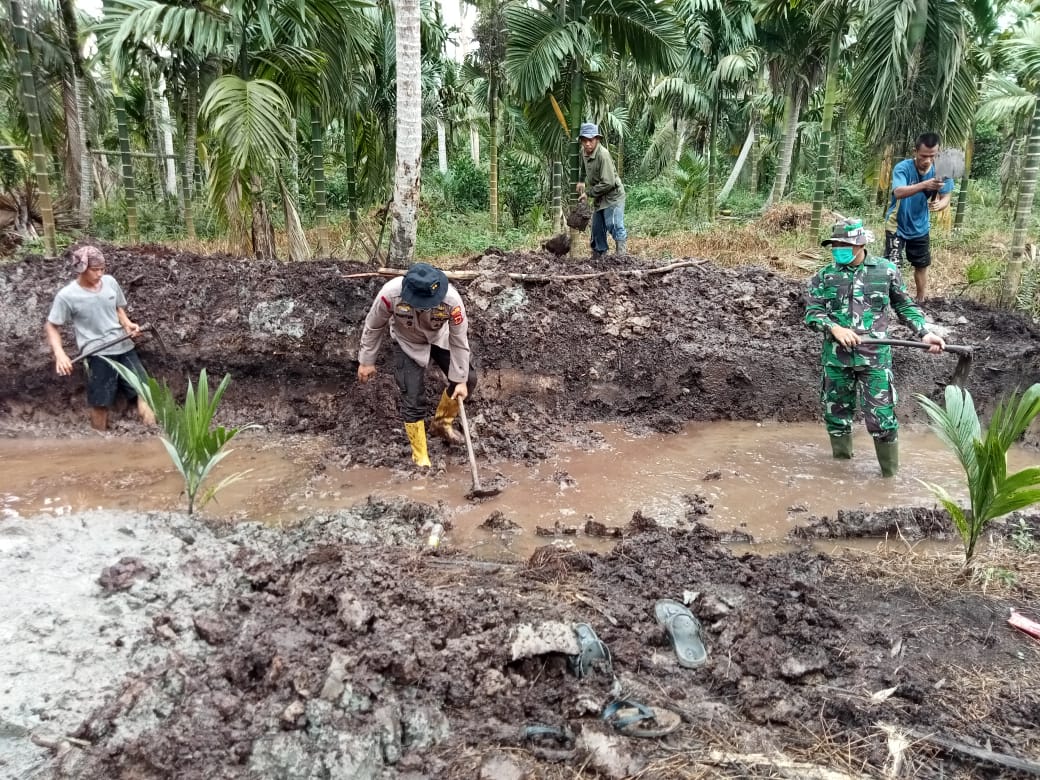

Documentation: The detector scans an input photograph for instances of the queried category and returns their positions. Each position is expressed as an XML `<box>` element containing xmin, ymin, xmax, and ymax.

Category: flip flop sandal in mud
<box><xmin>567</xmin><ymin>622</ymin><xmax>613</xmax><ymax>679</ymax></box>
<box><xmin>519</xmin><ymin>724</ymin><xmax>576</xmax><ymax>762</ymax></box>
<box><xmin>654</xmin><ymin>598</ymin><xmax>708</xmax><ymax>669</ymax></box>
<box><xmin>602</xmin><ymin>699</ymin><xmax>681</xmax><ymax>738</ymax></box>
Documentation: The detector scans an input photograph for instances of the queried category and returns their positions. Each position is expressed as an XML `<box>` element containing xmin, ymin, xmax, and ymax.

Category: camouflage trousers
<box><xmin>820</xmin><ymin>364</ymin><xmax>898</xmax><ymax>441</ymax></box>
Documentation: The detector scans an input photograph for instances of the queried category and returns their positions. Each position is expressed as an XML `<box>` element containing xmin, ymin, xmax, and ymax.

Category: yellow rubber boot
<box><xmin>404</xmin><ymin>421</ymin><xmax>432</xmax><ymax>467</ymax></box>
<box><xmin>429</xmin><ymin>391</ymin><xmax>464</xmax><ymax>445</ymax></box>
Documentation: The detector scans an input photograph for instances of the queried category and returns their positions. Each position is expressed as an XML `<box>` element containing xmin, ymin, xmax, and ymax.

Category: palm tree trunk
<box><xmin>114</xmin><ymin>94</ymin><xmax>139</xmax><ymax>243</ymax></box>
<box><xmin>158</xmin><ymin>76</ymin><xmax>178</xmax><ymax>198</ymax></box>
<box><xmin>718</xmin><ymin>126</ymin><xmax>755</xmax><ymax>205</ymax></box>
<box><xmin>250</xmin><ymin>174</ymin><xmax>276</xmax><ymax>259</ymax></box>
<box><xmin>489</xmin><ymin>75</ymin><xmax>499</xmax><ymax>233</ymax></box>
<box><xmin>58</xmin><ymin>0</ymin><xmax>93</xmax><ymax>225</ymax></box>
<box><xmin>11</xmin><ymin>0</ymin><xmax>57</xmax><ymax>254</ymax></box>
<box><xmin>389</xmin><ymin>0</ymin><xmax>422</xmax><ymax>265</ymax></box>
<box><xmin>552</xmin><ymin>160</ymin><xmax>562</xmax><ymax>232</ymax></box>
<box><xmin>1003</xmin><ymin>99</ymin><xmax>1040</xmax><ymax>306</ymax></box>
<box><xmin>953</xmin><ymin>138</ymin><xmax>973</xmax><ymax>230</ymax></box>
<box><xmin>280</xmin><ymin>175</ymin><xmax>310</xmax><ymax>262</ymax></box>
<box><xmin>811</xmin><ymin>30</ymin><xmax>842</xmax><ymax>234</ymax></box>
<box><xmin>181</xmin><ymin>65</ymin><xmax>198</xmax><ymax>239</ymax></box>
<box><xmin>311</xmin><ymin>115</ymin><xmax>329</xmax><ymax>255</ymax></box>
<box><xmin>437</xmin><ymin>118</ymin><xmax>448</xmax><ymax>173</ymax></box>
<box><xmin>344</xmin><ymin>110</ymin><xmax>358</xmax><ymax>231</ymax></box>
<box><xmin>766</xmin><ymin>82</ymin><xmax>802</xmax><ymax>209</ymax></box>
<box><xmin>141</xmin><ymin>62</ymin><xmax>166</xmax><ymax>201</ymax></box>
<box><xmin>706</xmin><ymin>100</ymin><xmax>718</xmax><ymax>221</ymax></box>
<box><xmin>61</xmin><ymin>78</ymin><xmax>82</xmax><ymax>208</ymax></box>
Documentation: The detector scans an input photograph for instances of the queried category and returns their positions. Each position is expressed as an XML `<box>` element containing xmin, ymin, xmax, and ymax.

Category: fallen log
<box><xmin>341</xmin><ymin>258</ymin><xmax>708</xmax><ymax>284</ymax></box>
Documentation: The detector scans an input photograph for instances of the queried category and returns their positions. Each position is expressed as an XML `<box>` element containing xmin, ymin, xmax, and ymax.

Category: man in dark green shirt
<box><xmin>805</xmin><ymin>218</ymin><xmax>945</xmax><ymax>477</ymax></box>
<box><xmin>576</xmin><ymin>122</ymin><xmax>627</xmax><ymax>259</ymax></box>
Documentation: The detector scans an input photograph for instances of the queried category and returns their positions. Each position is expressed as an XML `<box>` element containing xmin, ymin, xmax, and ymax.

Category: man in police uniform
<box><xmin>805</xmin><ymin>218</ymin><xmax>945</xmax><ymax>477</ymax></box>
<box><xmin>357</xmin><ymin>263</ymin><xmax>477</xmax><ymax>467</ymax></box>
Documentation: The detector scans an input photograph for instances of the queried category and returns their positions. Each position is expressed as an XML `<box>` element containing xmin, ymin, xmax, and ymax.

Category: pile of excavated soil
<box><xmin>3</xmin><ymin>246</ymin><xmax>1039</xmax><ymax>468</ymax></box>
<box><xmin>4</xmin><ymin>505</ymin><xmax>1036</xmax><ymax>779</ymax></box>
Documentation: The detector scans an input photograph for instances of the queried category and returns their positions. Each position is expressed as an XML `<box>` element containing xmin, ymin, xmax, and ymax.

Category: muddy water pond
<box><xmin>4</xmin><ymin>421</ymin><xmax>1038</xmax><ymax>559</ymax></box>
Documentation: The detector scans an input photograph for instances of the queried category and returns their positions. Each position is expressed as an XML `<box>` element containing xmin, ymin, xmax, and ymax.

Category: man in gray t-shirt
<box><xmin>45</xmin><ymin>245</ymin><xmax>156</xmax><ymax>431</ymax></box>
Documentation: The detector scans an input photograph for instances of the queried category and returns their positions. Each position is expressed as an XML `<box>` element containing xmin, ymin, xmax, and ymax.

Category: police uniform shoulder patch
<box><xmin>450</xmin><ymin>305</ymin><xmax>464</xmax><ymax>325</ymax></box>
<box><xmin>395</xmin><ymin>302</ymin><xmax>413</xmax><ymax>316</ymax></box>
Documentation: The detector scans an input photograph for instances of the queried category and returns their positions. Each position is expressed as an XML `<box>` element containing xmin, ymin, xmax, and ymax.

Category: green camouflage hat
<box><xmin>821</xmin><ymin>218</ymin><xmax>874</xmax><ymax>247</ymax></box>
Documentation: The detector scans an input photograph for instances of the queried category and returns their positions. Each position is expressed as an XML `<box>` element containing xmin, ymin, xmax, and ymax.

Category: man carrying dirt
<box><xmin>576</xmin><ymin>122</ymin><xmax>627</xmax><ymax>259</ymax></box>
<box><xmin>883</xmin><ymin>132</ymin><xmax>955</xmax><ymax>303</ymax></box>
<box><xmin>805</xmin><ymin>218</ymin><xmax>945</xmax><ymax>477</ymax></box>
<box><xmin>357</xmin><ymin>263</ymin><xmax>477</xmax><ymax>468</ymax></box>
<box><xmin>44</xmin><ymin>245</ymin><xmax>156</xmax><ymax>432</ymax></box>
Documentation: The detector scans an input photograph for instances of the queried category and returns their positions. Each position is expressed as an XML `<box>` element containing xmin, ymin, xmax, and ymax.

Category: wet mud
<box><xmin>3</xmin><ymin>245</ymin><xmax>1040</xmax><ymax>778</ymax></box>
<box><xmin>3</xmin><ymin>244</ymin><xmax>1039</xmax><ymax>462</ymax></box>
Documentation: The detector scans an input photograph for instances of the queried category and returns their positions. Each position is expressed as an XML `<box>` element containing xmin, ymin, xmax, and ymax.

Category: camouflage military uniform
<box><xmin>805</xmin><ymin>255</ymin><xmax>928</xmax><ymax>440</ymax></box>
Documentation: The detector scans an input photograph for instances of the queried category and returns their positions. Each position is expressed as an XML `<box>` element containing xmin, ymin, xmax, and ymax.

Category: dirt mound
<box><xmin>3</xmin><ymin>245</ymin><xmax>1038</xmax><ymax>468</ymax></box>
<box><xmin>756</xmin><ymin>203</ymin><xmax>816</xmax><ymax>232</ymax></box>
<box><xmin>36</xmin><ymin>510</ymin><xmax>1037</xmax><ymax>779</ymax></box>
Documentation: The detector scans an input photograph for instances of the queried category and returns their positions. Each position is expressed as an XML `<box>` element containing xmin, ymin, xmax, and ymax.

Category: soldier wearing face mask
<box><xmin>804</xmin><ymin>218</ymin><xmax>945</xmax><ymax>477</ymax></box>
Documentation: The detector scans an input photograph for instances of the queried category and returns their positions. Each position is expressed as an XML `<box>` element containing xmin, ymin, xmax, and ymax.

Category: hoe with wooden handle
<box><xmin>457</xmin><ymin>399</ymin><xmax>502</xmax><ymax>499</ymax></box>
<box><xmin>859</xmin><ymin>338</ymin><xmax>974</xmax><ymax>388</ymax></box>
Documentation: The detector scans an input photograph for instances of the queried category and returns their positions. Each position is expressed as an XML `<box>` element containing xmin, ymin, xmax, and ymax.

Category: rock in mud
<box><xmin>510</xmin><ymin>622</ymin><xmax>581</xmax><ymax>660</ymax></box>
<box><xmin>97</xmin><ymin>556</ymin><xmax>157</xmax><ymax>592</ymax></box>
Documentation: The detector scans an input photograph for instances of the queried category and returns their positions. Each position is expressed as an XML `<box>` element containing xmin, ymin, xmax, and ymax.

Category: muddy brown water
<box><xmin>5</xmin><ymin>421</ymin><xmax>1038</xmax><ymax>559</ymax></box>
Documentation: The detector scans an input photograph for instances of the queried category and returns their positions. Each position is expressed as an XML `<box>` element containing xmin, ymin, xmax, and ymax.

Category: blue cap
<box><xmin>578</xmin><ymin>122</ymin><xmax>602</xmax><ymax>140</ymax></box>
<box><xmin>401</xmin><ymin>263</ymin><xmax>449</xmax><ymax>308</ymax></box>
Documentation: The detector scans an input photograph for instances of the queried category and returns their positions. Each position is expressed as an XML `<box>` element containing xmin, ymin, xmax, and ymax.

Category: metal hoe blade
<box><xmin>933</xmin><ymin>148</ymin><xmax>966</xmax><ymax>182</ymax></box>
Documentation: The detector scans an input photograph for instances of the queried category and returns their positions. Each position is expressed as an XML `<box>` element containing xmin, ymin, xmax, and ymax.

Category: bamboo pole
<box><xmin>10</xmin><ymin>0</ymin><xmax>57</xmax><ymax>255</ymax></box>
<box><xmin>114</xmin><ymin>94</ymin><xmax>139</xmax><ymax>243</ymax></box>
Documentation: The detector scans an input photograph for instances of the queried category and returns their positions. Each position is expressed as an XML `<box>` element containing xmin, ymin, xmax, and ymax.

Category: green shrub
<box><xmin>443</xmin><ymin>156</ymin><xmax>489</xmax><ymax>211</ymax></box>
<box><xmin>501</xmin><ymin>154</ymin><xmax>541</xmax><ymax>228</ymax></box>
<box><xmin>625</xmin><ymin>182</ymin><xmax>678</xmax><ymax>211</ymax></box>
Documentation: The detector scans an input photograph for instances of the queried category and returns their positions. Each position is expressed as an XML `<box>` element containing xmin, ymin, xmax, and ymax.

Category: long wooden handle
<box><xmin>858</xmin><ymin>338</ymin><xmax>972</xmax><ymax>357</ymax></box>
<box><xmin>457</xmin><ymin>399</ymin><xmax>483</xmax><ymax>491</ymax></box>
<box><xmin>71</xmin><ymin>323</ymin><xmax>153</xmax><ymax>364</ymax></box>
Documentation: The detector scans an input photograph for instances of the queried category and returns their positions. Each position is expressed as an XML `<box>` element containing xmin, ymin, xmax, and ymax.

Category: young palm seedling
<box><xmin>105</xmin><ymin>361</ymin><xmax>257</xmax><ymax>514</ymax></box>
<box><xmin>916</xmin><ymin>383</ymin><xmax>1040</xmax><ymax>562</ymax></box>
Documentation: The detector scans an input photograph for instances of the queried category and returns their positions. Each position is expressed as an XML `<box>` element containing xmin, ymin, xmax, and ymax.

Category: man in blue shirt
<box><xmin>883</xmin><ymin>132</ymin><xmax>955</xmax><ymax>303</ymax></box>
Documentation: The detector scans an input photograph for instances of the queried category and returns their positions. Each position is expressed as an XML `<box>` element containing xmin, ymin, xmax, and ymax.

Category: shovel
<box><xmin>71</xmin><ymin>323</ymin><xmax>165</xmax><ymax>364</ymax></box>
<box><xmin>457</xmin><ymin>398</ymin><xmax>502</xmax><ymax>499</ymax></box>
<box><xmin>859</xmin><ymin>338</ymin><xmax>974</xmax><ymax>387</ymax></box>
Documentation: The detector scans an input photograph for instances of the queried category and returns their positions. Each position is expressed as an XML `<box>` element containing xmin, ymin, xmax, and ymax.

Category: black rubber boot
<box><xmin>829</xmin><ymin>434</ymin><xmax>853</xmax><ymax>459</ymax></box>
<box><xmin>874</xmin><ymin>438</ymin><xmax>899</xmax><ymax>478</ymax></box>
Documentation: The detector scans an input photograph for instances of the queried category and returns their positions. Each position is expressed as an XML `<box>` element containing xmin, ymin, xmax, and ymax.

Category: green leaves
<box><xmin>200</xmin><ymin>75</ymin><xmax>294</xmax><ymax>207</ymax></box>
<box><xmin>104</xmin><ymin>360</ymin><xmax>257</xmax><ymax>515</ymax></box>
<box><xmin>916</xmin><ymin>383</ymin><xmax>1040</xmax><ymax>561</ymax></box>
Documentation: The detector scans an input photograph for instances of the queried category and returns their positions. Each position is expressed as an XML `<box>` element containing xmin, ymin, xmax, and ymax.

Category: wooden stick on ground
<box><xmin>341</xmin><ymin>259</ymin><xmax>708</xmax><ymax>284</ymax></box>
<box><xmin>899</xmin><ymin>726</ymin><xmax>1040</xmax><ymax>776</ymax></box>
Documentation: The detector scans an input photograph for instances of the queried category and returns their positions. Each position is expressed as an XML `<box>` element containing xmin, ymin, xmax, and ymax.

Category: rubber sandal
<box><xmin>567</xmin><ymin>623</ymin><xmax>613</xmax><ymax>679</ymax></box>
<box><xmin>654</xmin><ymin>598</ymin><xmax>708</xmax><ymax>669</ymax></box>
<box><xmin>602</xmin><ymin>699</ymin><xmax>681</xmax><ymax>738</ymax></box>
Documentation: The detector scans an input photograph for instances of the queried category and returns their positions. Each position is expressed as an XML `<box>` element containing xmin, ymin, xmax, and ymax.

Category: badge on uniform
<box><xmin>450</xmin><ymin>305</ymin><xmax>464</xmax><ymax>325</ymax></box>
